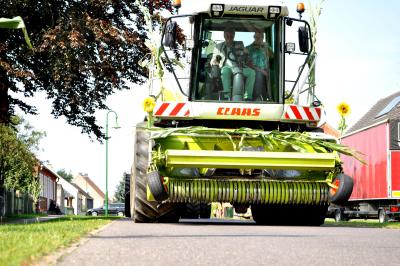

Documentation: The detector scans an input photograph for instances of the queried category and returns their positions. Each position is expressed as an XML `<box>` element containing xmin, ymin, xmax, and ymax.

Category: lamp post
<box><xmin>105</xmin><ymin>110</ymin><xmax>120</xmax><ymax>216</ymax></box>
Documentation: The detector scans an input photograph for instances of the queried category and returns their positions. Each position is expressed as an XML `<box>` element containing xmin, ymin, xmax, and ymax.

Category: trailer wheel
<box><xmin>334</xmin><ymin>209</ymin><xmax>343</xmax><ymax>222</ymax></box>
<box><xmin>329</xmin><ymin>174</ymin><xmax>353</xmax><ymax>204</ymax></box>
<box><xmin>131</xmin><ymin>124</ymin><xmax>181</xmax><ymax>223</ymax></box>
<box><xmin>378</xmin><ymin>209</ymin><xmax>388</xmax><ymax>223</ymax></box>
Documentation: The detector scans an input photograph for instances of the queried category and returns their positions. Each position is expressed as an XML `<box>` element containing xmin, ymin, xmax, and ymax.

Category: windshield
<box><xmin>192</xmin><ymin>17</ymin><xmax>279</xmax><ymax>103</ymax></box>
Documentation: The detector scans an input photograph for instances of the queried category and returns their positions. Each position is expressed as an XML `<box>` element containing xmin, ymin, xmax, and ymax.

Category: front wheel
<box><xmin>92</xmin><ymin>211</ymin><xmax>98</xmax><ymax>216</ymax></box>
<box><xmin>130</xmin><ymin>124</ymin><xmax>181</xmax><ymax>223</ymax></box>
<box><xmin>329</xmin><ymin>174</ymin><xmax>354</xmax><ymax>204</ymax></box>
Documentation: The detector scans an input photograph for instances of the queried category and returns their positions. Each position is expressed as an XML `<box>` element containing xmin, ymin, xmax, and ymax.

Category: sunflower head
<box><xmin>143</xmin><ymin>96</ymin><xmax>156</xmax><ymax>113</ymax></box>
<box><xmin>337</xmin><ymin>102</ymin><xmax>350</xmax><ymax>117</ymax></box>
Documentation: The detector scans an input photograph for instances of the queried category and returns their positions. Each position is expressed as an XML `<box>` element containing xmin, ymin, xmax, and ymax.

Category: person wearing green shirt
<box><xmin>211</xmin><ymin>27</ymin><xmax>255</xmax><ymax>101</ymax></box>
<box><xmin>246</xmin><ymin>29</ymin><xmax>273</xmax><ymax>101</ymax></box>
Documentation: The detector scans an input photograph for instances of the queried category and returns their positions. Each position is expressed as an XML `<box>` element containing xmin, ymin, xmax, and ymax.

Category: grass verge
<box><xmin>0</xmin><ymin>215</ymin><xmax>120</xmax><ymax>266</ymax></box>
<box><xmin>324</xmin><ymin>218</ymin><xmax>400</xmax><ymax>229</ymax></box>
<box><xmin>1</xmin><ymin>213</ymin><xmax>47</xmax><ymax>223</ymax></box>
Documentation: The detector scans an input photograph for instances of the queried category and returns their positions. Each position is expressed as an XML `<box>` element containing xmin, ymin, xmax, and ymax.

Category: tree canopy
<box><xmin>56</xmin><ymin>169</ymin><xmax>74</xmax><ymax>182</ymax></box>
<box><xmin>113</xmin><ymin>173</ymin><xmax>127</xmax><ymax>203</ymax></box>
<box><xmin>0</xmin><ymin>116</ymin><xmax>45</xmax><ymax>202</ymax></box>
<box><xmin>0</xmin><ymin>0</ymin><xmax>173</xmax><ymax>140</ymax></box>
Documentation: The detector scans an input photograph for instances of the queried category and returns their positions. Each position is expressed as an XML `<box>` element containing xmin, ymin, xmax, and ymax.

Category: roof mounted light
<box><xmin>297</xmin><ymin>2</ymin><xmax>305</xmax><ymax>19</ymax></box>
<box><xmin>268</xmin><ymin>6</ymin><xmax>281</xmax><ymax>19</ymax></box>
<box><xmin>211</xmin><ymin>4</ymin><xmax>224</xmax><ymax>17</ymax></box>
<box><xmin>173</xmin><ymin>0</ymin><xmax>182</xmax><ymax>9</ymax></box>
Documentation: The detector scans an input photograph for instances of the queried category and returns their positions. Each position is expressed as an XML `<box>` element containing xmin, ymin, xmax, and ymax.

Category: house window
<box><xmin>375</xmin><ymin>96</ymin><xmax>400</xmax><ymax>118</ymax></box>
<box><xmin>398</xmin><ymin>122</ymin><xmax>400</xmax><ymax>142</ymax></box>
<box><xmin>39</xmin><ymin>173</ymin><xmax>45</xmax><ymax>197</ymax></box>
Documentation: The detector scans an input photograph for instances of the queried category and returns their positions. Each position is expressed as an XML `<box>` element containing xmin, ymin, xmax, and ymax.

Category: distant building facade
<box><xmin>73</xmin><ymin>173</ymin><xmax>106</xmax><ymax>208</ymax></box>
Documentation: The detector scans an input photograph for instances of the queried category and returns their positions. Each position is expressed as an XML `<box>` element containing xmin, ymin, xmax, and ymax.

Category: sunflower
<box><xmin>143</xmin><ymin>96</ymin><xmax>156</xmax><ymax>113</ymax></box>
<box><xmin>337</xmin><ymin>102</ymin><xmax>350</xmax><ymax>117</ymax></box>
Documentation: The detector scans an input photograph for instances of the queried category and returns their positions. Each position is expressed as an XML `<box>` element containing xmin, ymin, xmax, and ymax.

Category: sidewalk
<box><xmin>1</xmin><ymin>215</ymin><xmax>64</xmax><ymax>225</ymax></box>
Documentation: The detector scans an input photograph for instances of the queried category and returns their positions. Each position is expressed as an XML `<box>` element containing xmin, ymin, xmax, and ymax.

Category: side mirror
<box><xmin>298</xmin><ymin>26</ymin><xmax>309</xmax><ymax>53</ymax></box>
<box><xmin>163</xmin><ymin>20</ymin><xmax>177</xmax><ymax>49</ymax></box>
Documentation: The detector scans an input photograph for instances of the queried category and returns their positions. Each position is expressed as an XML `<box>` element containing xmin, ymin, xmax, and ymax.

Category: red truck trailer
<box><xmin>331</xmin><ymin>91</ymin><xmax>400</xmax><ymax>223</ymax></box>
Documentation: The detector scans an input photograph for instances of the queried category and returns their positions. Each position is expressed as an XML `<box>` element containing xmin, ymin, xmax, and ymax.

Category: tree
<box><xmin>305</xmin><ymin>0</ymin><xmax>326</xmax><ymax>99</ymax></box>
<box><xmin>0</xmin><ymin>116</ymin><xmax>45</xmax><ymax>209</ymax></box>
<box><xmin>113</xmin><ymin>173</ymin><xmax>127</xmax><ymax>203</ymax></box>
<box><xmin>56</xmin><ymin>169</ymin><xmax>74</xmax><ymax>182</ymax></box>
<box><xmin>0</xmin><ymin>0</ymin><xmax>174</xmax><ymax>140</ymax></box>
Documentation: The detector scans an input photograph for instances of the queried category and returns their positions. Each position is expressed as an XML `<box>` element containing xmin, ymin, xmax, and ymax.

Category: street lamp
<box><xmin>105</xmin><ymin>110</ymin><xmax>120</xmax><ymax>216</ymax></box>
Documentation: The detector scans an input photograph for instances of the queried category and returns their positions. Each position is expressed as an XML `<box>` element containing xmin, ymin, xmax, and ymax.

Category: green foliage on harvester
<box><xmin>148</xmin><ymin>126</ymin><xmax>364</xmax><ymax>163</ymax></box>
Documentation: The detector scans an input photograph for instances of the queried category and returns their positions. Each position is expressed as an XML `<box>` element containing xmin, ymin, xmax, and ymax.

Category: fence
<box><xmin>0</xmin><ymin>188</ymin><xmax>34</xmax><ymax>216</ymax></box>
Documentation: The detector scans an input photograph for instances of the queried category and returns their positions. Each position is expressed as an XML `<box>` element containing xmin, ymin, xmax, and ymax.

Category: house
<box><xmin>341</xmin><ymin>91</ymin><xmax>400</xmax><ymax>200</ymax></box>
<box><xmin>37</xmin><ymin>165</ymin><xmax>58</xmax><ymax>213</ymax></box>
<box><xmin>56</xmin><ymin>174</ymin><xmax>93</xmax><ymax>215</ymax></box>
<box><xmin>73</xmin><ymin>173</ymin><xmax>106</xmax><ymax>208</ymax></box>
<box><xmin>71</xmin><ymin>183</ymin><xmax>93</xmax><ymax>214</ymax></box>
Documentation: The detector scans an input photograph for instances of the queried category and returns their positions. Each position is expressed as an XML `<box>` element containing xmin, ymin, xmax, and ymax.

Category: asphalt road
<box><xmin>57</xmin><ymin>218</ymin><xmax>400</xmax><ymax>266</ymax></box>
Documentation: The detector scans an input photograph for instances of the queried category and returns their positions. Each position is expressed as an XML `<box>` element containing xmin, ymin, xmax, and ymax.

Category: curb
<box><xmin>31</xmin><ymin>219</ymin><xmax>119</xmax><ymax>266</ymax></box>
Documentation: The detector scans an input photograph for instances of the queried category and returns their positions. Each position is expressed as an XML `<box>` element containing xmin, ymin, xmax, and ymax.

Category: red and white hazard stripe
<box><xmin>284</xmin><ymin>105</ymin><xmax>321</xmax><ymax>121</ymax></box>
<box><xmin>153</xmin><ymin>102</ymin><xmax>191</xmax><ymax>117</ymax></box>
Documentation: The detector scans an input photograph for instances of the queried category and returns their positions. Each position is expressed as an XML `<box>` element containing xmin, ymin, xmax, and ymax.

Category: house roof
<box><xmin>76</xmin><ymin>174</ymin><xmax>105</xmax><ymax>198</ymax></box>
<box><xmin>320</xmin><ymin>122</ymin><xmax>341</xmax><ymax>138</ymax></box>
<box><xmin>71</xmin><ymin>183</ymin><xmax>93</xmax><ymax>199</ymax></box>
<box><xmin>42</xmin><ymin>165</ymin><xmax>80</xmax><ymax>199</ymax></box>
<box><xmin>345</xmin><ymin>90</ymin><xmax>400</xmax><ymax>136</ymax></box>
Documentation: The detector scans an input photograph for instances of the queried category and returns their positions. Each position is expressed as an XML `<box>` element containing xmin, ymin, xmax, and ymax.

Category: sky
<box><xmin>22</xmin><ymin>0</ymin><xmax>400</xmax><ymax>197</ymax></box>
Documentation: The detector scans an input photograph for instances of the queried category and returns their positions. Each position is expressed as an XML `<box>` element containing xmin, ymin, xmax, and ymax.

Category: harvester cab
<box><xmin>152</xmin><ymin>1</ymin><xmax>320</xmax><ymax>130</ymax></box>
<box><xmin>130</xmin><ymin>0</ymin><xmax>354</xmax><ymax>225</ymax></box>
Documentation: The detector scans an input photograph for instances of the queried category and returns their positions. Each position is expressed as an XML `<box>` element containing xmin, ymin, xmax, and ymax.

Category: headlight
<box><xmin>211</xmin><ymin>4</ymin><xmax>224</xmax><ymax>12</ymax></box>
<box><xmin>269</xmin><ymin>6</ymin><xmax>281</xmax><ymax>13</ymax></box>
<box><xmin>211</xmin><ymin>4</ymin><xmax>224</xmax><ymax>17</ymax></box>
<box><xmin>285</xmin><ymin>42</ymin><xmax>295</xmax><ymax>53</ymax></box>
<box><xmin>268</xmin><ymin>6</ymin><xmax>281</xmax><ymax>19</ymax></box>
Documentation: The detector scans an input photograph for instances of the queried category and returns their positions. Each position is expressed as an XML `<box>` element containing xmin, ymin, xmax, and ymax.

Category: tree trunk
<box><xmin>0</xmin><ymin>187</ymin><xmax>5</xmax><ymax>216</ymax></box>
<box><xmin>0</xmin><ymin>81</ymin><xmax>10</xmax><ymax>124</ymax></box>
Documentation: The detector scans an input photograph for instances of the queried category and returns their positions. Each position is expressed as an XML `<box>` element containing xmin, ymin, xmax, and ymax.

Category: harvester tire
<box><xmin>180</xmin><ymin>202</ymin><xmax>211</xmax><ymax>219</ymax></box>
<box><xmin>251</xmin><ymin>204</ymin><xmax>283</xmax><ymax>225</ymax></box>
<box><xmin>200</xmin><ymin>202</ymin><xmax>212</xmax><ymax>219</ymax></box>
<box><xmin>131</xmin><ymin>124</ymin><xmax>181</xmax><ymax>223</ymax></box>
<box><xmin>251</xmin><ymin>204</ymin><xmax>327</xmax><ymax>226</ymax></box>
<box><xmin>329</xmin><ymin>174</ymin><xmax>353</xmax><ymax>205</ymax></box>
<box><xmin>181</xmin><ymin>202</ymin><xmax>201</xmax><ymax>219</ymax></box>
<box><xmin>303</xmin><ymin>205</ymin><xmax>327</xmax><ymax>226</ymax></box>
